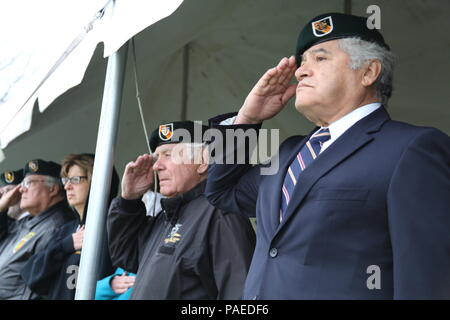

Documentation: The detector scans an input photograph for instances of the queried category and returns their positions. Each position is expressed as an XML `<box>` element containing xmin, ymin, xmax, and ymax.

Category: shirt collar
<box><xmin>317</xmin><ymin>103</ymin><xmax>382</xmax><ymax>141</ymax></box>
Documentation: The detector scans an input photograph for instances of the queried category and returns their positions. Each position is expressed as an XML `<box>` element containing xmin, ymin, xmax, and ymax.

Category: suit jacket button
<box><xmin>269</xmin><ymin>247</ymin><xmax>278</xmax><ymax>258</ymax></box>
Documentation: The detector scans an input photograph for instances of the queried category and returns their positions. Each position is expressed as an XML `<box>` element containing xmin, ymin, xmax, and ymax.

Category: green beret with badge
<box><xmin>23</xmin><ymin>159</ymin><xmax>61</xmax><ymax>179</ymax></box>
<box><xmin>149</xmin><ymin>121</ymin><xmax>209</xmax><ymax>153</ymax></box>
<box><xmin>295</xmin><ymin>12</ymin><xmax>390</xmax><ymax>66</ymax></box>
<box><xmin>0</xmin><ymin>169</ymin><xmax>24</xmax><ymax>187</ymax></box>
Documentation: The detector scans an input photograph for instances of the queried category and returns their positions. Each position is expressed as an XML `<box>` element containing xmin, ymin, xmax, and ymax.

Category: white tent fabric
<box><xmin>0</xmin><ymin>0</ymin><xmax>449</xmax><ymax>174</ymax></box>
<box><xmin>0</xmin><ymin>0</ymin><xmax>183</xmax><ymax>150</ymax></box>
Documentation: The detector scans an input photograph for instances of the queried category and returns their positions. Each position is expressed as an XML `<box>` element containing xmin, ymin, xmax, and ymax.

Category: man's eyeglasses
<box><xmin>21</xmin><ymin>179</ymin><xmax>49</xmax><ymax>189</ymax></box>
<box><xmin>61</xmin><ymin>176</ymin><xmax>88</xmax><ymax>186</ymax></box>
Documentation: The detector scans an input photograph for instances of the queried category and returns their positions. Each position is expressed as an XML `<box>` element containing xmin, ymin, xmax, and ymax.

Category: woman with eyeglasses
<box><xmin>20</xmin><ymin>153</ymin><xmax>119</xmax><ymax>299</ymax></box>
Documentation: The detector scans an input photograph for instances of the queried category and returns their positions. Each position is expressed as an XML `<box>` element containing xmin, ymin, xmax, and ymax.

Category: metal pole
<box><xmin>75</xmin><ymin>42</ymin><xmax>128</xmax><ymax>300</ymax></box>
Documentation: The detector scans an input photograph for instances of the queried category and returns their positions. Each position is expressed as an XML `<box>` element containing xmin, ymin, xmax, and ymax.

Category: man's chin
<box><xmin>295</xmin><ymin>103</ymin><xmax>322</xmax><ymax>126</ymax></box>
<box><xmin>159</xmin><ymin>187</ymin><xmax>175</xmax><ymax>198</ymax></box>
<box><xmin>294</xmin><ymin>100</ymin><xmax>312</xmax><ymax>116</ymax></box>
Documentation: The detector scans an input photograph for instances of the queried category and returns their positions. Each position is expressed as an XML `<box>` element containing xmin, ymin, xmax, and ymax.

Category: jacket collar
<box><xmin>160</xmin><ymin>180</ymin><xmax>206</xmax><ymax>222</ymax></box>
<box><xmin>25</xmin><ymin>200</ymin><xmax>70</xmax><ymax>229</ymax></box>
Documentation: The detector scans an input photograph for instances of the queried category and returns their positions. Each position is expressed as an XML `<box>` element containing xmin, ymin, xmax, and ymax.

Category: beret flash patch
<box><xmin>159</xmin><ymin>124</ymin><xmax>174</xmax><ymax>141</ymax></box>
<box><xmin>312</xmin><ymin>16</ymin><xmax>334</xmax><ymax>37</ymax></box>
<box><xmin>28</xmin><ymin>161</ymin><xmax>39</xmax><ymax>172</ymax></box>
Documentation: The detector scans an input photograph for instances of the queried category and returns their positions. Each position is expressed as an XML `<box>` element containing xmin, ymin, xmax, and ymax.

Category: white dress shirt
<box><xmin>311</xmin><ymin>103</ymin><xmax>382</xmax><ymax>154</ymax></box>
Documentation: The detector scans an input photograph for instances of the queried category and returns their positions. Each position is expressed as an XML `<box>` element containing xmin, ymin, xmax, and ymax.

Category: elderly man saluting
<box><xmin>0</xmin><ymin>170</ymin><xmax>28</xmax><ymax>222</ymax></box>
<box><xmin>205</xmin><ymin>13</ymin><xmax>450</xmax><ymax>299</ymax></box>
<box><xmin>0</xmin><ymin>159</ymin><xmax>75</xmax><ymax>299</ymax></box>
<box><xmin>107</xmin><ymin>121</ymin><xmax>256</xmax><ymax>300</ymax></box>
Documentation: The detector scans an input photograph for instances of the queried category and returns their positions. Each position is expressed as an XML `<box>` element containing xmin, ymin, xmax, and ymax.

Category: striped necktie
<box><xmin>280</xmin><ymin>128</ymin><xmax>331</xmax><ymax>220</ymax></box>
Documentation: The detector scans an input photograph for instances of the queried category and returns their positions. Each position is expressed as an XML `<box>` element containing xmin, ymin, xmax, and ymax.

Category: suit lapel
<box><xmin>274</xmin><ymin>107</ymin><xmax>391</xmax><ymax>235</ymax></box>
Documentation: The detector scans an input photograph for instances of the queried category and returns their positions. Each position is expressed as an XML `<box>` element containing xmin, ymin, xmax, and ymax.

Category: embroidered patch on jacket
<box><xmin>164</xmin><ymin>223</ymin><xmax>182</xmax><ymax>244</ymax></box>
<box><xmin>13</xmin><ymin>232</ymin><xmax>36</xmax><ymax>253</ymax></box>
<box><xmin>312</xmin><ymin>16</ymin><xmax>334</xmax><ymax>37</ymax></box>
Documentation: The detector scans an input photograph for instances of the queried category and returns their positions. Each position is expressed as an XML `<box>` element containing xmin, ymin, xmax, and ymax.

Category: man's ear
<box><xmin>197</xmin><ymin>147</ymin><xmax>209</xmax><ymax>175</ymax></box>
<box><xmin>362</xmin><ymin>59</ymin><xmax>382</xmax><ymax>87</ymax></box>
<box><xmin>48</xmin><ymin>183</ymin><xmax>60</xmax><ymax>198</ymax></box>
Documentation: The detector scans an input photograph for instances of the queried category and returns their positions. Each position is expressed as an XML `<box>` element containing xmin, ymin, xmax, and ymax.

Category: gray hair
<box><xmin>338</xmin><ymin>37</ymin><xmax>395</xmax><ymax>106</ymax></box>
<box><xmin>43</xmin><ymin>176</ymin><xmax>65</xmax><ymax>196</ymax></box>
<box><xmin>43</xmin><ymin>176</ymin><xmax>60</xmax><ymax>188</ymax></box>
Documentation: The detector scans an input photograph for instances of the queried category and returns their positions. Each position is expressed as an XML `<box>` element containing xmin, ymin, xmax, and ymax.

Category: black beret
<box><xmin>0</xmin><ymin>169</ymin><xmax>24</xmax><ymax>187</ymax></box>
<box><xmin>149</xmin><ymin>121</ymin><xmax>209</xmax><ymax>153</ymax></box>
<box><xmin>23</xmin><ymin>159</ymin><xmax>61</xmax><ymax>179</ymax></box>
<box><xmin>295</xmin><ymin>12</ymin><xmax>390</xmax><ymax>66</ymax></box>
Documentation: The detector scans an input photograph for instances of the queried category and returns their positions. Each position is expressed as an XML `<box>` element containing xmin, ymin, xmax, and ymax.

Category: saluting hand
<box><xmin>121</xmin><ymin>154</ymin><xmax>154</xmax><ymax>200</ymax></box>
<box><xmin>235</xmin><ymin>56</ymin><xmax>298</xmax><ymax>124</ymax></box>
<box><xmin>0</xmin><ymin>185</ymin><xmax>21</xmax><ymax>212</ymax></box>
<box><xmin>72</xmin><ymin>225</ymin><xmax>85</xmax><ymax>251</ymax></box>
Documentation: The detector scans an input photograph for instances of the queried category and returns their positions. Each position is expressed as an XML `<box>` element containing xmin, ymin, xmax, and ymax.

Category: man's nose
<box><xmin>294</xmin><ymin>63</ymin><xmax>311</xmax><ymax>81</ymax></box>
<box><xmin>152</xmin><ymin>158</ymin><xmax>162</xmax><ymax>171</ymax></box>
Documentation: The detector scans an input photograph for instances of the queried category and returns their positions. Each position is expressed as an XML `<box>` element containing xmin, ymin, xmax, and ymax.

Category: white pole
<box><xmin>75</xmin><ymin>42</ymin><xmax>128</xmax><ymax>300</ymax></box>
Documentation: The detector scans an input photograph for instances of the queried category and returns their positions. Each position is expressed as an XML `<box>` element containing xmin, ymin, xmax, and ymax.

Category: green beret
<box><xmin>23</xmin><ymin>159</ymin><xmax>61</xmax><ymax>179</ymax></box>
<box><xmin>295</xmin><ymin>12</ymin><xmax>390</xmax><ymax>66</ymax></box>
<box><xmin>149</xmin><ymin>121</ymin><xmax>209</xmax><ymax>153</ymax></box>
<box><xmin>0</xmin><ymin>169</ymin><xmax>24</xmax><ymax>187</ymax></box>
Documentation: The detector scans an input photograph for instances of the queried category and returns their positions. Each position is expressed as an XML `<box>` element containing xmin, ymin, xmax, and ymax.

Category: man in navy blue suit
<box><xmin>205</xmin><ymin>12</ymin><xmax>450</xmax><ymax>299</ymax></box>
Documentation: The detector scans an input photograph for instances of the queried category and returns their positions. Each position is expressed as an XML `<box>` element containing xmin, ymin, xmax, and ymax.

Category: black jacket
<box><xmin>20</xmin><ymin>220</ymin><xmax>81</xmax><ymax>299</ymax></box>
<box><xmin>108</xmin><ymin>181</ymin><xmax>256</xmax><ymax>300</ymax></box>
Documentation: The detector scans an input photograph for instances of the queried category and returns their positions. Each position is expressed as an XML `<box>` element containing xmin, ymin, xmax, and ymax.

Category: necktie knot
<box><xmin>309</xmin><ymin>128</ymin><xmax>331</xmax><ymax>148</ymax></box>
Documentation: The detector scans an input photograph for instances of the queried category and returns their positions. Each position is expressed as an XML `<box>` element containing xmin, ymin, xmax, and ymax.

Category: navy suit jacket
<box><xmin>205</xmin><ymin>107</ymin><xmax>450</xmax><ymax>299</ymax></box>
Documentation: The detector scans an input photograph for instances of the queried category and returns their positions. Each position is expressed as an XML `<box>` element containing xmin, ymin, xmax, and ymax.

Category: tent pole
<box><xmin>75</xmin><ymin>41</ymin><xmax>129</xmax><ymax>300</ymax></box>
